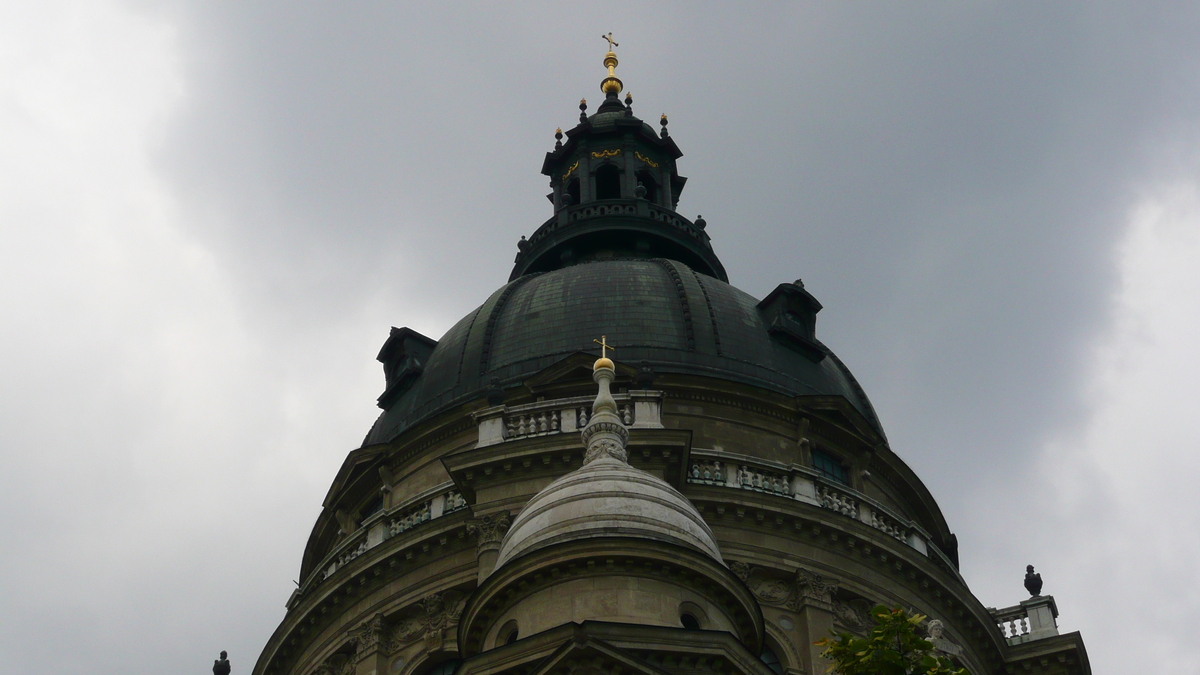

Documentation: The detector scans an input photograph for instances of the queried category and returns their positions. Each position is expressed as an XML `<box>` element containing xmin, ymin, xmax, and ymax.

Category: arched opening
<box><xmin>680</xmin><ymin>612</ymin><xmax>701</xmax><ymax>630</ymax></box>
<box><xmin>595</xmin><ymin>164</ymin><xmax>621</xmax><ymax>200</ymax></box>
<box><xmin>566</xmin><ymin>177</ymin><xmax>580</xmax><ymax>206</ymax></box>
<box><xmin>759</xmin><ymin>646</ymin><xmax>783</xmax><ymax>675</ymax></box>
<box><xmin>635</xmin><ymin>170</ymin><xmax>658</xmax><ymax>203</ymax></box>
<box><xmin>497</xmin><ymin>619</ymin><xmax>520</xmax><ymax>647</ymax></box>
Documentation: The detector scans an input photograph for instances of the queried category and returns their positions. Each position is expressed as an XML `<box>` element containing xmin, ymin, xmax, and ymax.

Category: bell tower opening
<box><xmin>595</xmin><ymin>164</ymin><xmax>621</xmax><ymax>200</ymax></box>
<box><xmin>635</xmin><ymin>170</ymin><xmax>658</xmax><ymax>203</ymax></box>
<box><xmin>566</xmin><ymin>177</ymin><xmax>580</xmax><ymax>206</ymax></box>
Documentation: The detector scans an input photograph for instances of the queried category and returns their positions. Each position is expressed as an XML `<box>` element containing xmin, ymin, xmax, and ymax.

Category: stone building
<box><xmin>252</xmin><ymin>46</ymin><xmax>1091</xmax><ymax>675</ymax></box>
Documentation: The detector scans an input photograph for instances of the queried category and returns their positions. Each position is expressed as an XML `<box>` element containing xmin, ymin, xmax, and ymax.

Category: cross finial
<box><xmin>602</xmin><ymin>33</ymin><xmax>618</xmax><ymax>52</ymax></box>
<box><xmin>593</xmin><ymin>335</ymin><xmax>616</xmax><ymax>359</ymax></box>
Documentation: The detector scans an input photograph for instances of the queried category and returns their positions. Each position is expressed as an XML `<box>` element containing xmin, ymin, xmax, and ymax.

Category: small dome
<box><xmin>494</xmin><ymin>455</ymin><xmax>723</xmax><ymax>568</ymax></box>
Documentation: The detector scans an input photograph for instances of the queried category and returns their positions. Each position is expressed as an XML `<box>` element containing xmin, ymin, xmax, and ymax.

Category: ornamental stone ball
<box><xmin>213</xmin><ymin>651</ymin><xmax>230</xmax><ymax>675</ymax></box>
<box><xmin>1024</xmin><ymin>564</ymin><xmax>1043</xmax><ymax>596</ymax></box>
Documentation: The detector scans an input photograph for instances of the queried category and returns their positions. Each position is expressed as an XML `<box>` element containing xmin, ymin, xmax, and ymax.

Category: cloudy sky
<box><xmin>2</xmin><ymin>2</ymin><xmax>1198</xmax><ymax>673</ymax></box>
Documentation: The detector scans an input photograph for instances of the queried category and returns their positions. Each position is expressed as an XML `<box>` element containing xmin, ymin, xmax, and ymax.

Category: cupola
<box><xmin>511</xmin><ymin>38</ymin><xmax>727</xmax><ymax>282</ymax></box>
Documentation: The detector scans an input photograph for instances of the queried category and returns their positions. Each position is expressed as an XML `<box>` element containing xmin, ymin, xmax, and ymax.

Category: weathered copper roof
<box><xmin>364</xmin><ymin>258</ymin><xmax>881</xmax><ymax>446</ymax></box>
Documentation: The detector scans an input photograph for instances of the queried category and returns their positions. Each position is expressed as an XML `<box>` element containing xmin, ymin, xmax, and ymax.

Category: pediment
<box><xmin>457</xmin><ymin>622</ymin><xmax>773</xmax><ymax>675</ymax></box>
<box><xmin>524</xmin><ymin>352</ymin><xmax>640</xmax><ymax>397</ymax></box>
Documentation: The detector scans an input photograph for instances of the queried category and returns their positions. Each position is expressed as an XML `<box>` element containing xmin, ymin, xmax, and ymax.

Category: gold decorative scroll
<box><xmin>591</xmin><ymin>149</ymin><xmax>621</xmax><ymax>159</ymax></box>
<box><xmin>634</xmin><ymin>151</ymin><xmax>659</xmax><ymax>168</ymax></box>
<box><xmin>562</xmin><ymin>160</ymin><xmax>579</xmax><ymax>182</ymax></box>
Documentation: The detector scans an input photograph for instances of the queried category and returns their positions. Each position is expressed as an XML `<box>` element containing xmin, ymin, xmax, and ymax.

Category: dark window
<box><xmin>812</xmin><ymin>449</ymin><xmax>849</xmax><ymax>485</ymax></box>
<box><xmin>680</xmin><ymin>612</ymin><xmax>700</xmax><ymax>629</ymax></box>
<box><xmin>359</xmin><ymin>496</ymin><xmax>383</xmax><ymax>523</ymax></box>
<box><xmin>595</xmin><ymin>164</ymin><xmax>621</xmax><ymax>199</ymax></box>
<box><xmin>505</xmin><ymin>628</ymin><xmax>519</xmax><ymax>644</ymax></box>
<box><xmin>759</xmin><ymin>647</ymin><xmax>783</xmax><ymax>675</ymax></box>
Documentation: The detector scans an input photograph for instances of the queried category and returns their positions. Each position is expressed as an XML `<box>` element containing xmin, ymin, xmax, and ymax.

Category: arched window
<box><xmin>497</xmin><ymin>619</ymin><xmax>520</xmax><ymax>647</ymax></box>
<box><xmin>595</xmin><ymin>164</ymin><xmax>621</xmax><ymax>200</ymax></box>
<box><xmin>635</xmin><ymin>170</ymin><xmax>658</xmax><ymax>203</ymax></box>
<box><xmin>680</xmin><ymin>612</ymin><xmax>701</xmax><ymax>629</ymax></box>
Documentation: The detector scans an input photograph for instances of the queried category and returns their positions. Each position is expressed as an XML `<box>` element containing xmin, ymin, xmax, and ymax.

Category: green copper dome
<box><xmin>364</xmin><ymin>257</ymin><xmax>880</xmax><ymax>446</ymax></box>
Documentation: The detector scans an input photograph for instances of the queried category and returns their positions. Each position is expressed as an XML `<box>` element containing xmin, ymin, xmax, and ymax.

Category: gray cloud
<box><xmin>2</xmin><ymin>2</ymin><xmax>1199</xmax><ymax>673</ymax></box>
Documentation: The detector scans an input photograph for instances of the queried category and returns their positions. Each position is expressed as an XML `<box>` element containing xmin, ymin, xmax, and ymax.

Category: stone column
<box><xmin>467</xmin><ymin>513</ymin><xmax>511</xmax><ymax>583</ymax></box>
<box><xmin>790</xmin><ymin>569</ymin><xmax>838</xmax><ymax>675</ymax></box>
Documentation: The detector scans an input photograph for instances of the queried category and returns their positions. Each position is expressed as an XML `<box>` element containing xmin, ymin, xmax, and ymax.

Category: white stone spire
<box><xmin>581</xmin><ymin>356</ymin><xmax>629</xmax><ymax>464</ymax></box>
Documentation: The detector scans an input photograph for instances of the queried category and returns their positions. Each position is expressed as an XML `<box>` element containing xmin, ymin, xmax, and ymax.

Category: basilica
<box><xmin>252</xmin><ymin>44</ymin><xmax>1090</xmax><ymax>675</ymax></box>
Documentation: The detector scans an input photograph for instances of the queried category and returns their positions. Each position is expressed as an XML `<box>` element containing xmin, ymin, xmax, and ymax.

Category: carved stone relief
<box><xmin>383</xmin><ymin>590</ymin><xmax>468</xmax><ymax>654</ymax></box>
<box><xmin>730</xmin><ymin>562</ymin><xmax>839</xmax><ymax>612</ymax></box>
<box><xmin>832</xmin><ymin>598</ymin><xmax>873</xmax><ymax>634</ymax></box>
<box><xmin>350</xmin><ymin>613</ymin><xmax>387</xmax><ymax>658</ymax></box>
<box><xmin>466</xmin><ymin>513</ymin><xmax>511</xmax><ymax>549</ymax></box>
<box><xmin>312</xmin><ymin>652</ymin><xmax>356</xmax><ymax>675</ymax></box>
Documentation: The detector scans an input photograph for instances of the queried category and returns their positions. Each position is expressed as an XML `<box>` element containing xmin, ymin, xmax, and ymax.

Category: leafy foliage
<box><xmin>815</xmin><ymin>606</ymin><xmax>968</xmax><ymax>675</ymax></box>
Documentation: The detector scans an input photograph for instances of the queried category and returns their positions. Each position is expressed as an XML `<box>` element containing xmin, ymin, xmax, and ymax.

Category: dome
<box><xmin>494</xmin><ymin>359</ymin><xmax>724</xmax><ymax>570</ymax></box>
<box><xmin>365</xmin><ymin>258</ymin><xmax>881</xmax><ymax>446</ymax></box>
<box><xmin>493</xmin><ymin>455</ymin><xmax>724</xmax><ymax>568</ymax></box>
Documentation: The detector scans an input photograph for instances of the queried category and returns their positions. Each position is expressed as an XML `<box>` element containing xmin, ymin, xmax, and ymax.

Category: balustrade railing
<box><xmin>685</xmin><ymin>450</ymin><xmax>931</xmax><ymax>558</ymax></box>
<box><xmin>818</xmin><ymin>484</ymin><xmax>858</xmax><ymax>517</ymax></box>
<box><xmin>737</xmin><ymin>464</ymin><xmax>792</xmax><ymax>496</ymax></box>
<box><xmin>989</xmin><ymin>596</ymin><xmax>1060</xmax><ymax>645</ymax></box>
<box><xmin>475</xmin><ymin>391</ymin><xmax>661</xmax><ymax>447</ymax></box>
<box><xmin>993</xmin><ymin>605</ymin><xmax>1030</xmax><ymax>639</ymax></box>
<box><xmin>311</xmin><ymin>486</ymin><xmax>467</xmax><ymax>587</ymax></box>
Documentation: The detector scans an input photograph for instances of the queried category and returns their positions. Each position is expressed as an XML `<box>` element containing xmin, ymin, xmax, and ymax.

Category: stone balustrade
<box><xmin>474</xmin><ymin>391</ymin><xmax>662</xmax><ymax>447</ymax></box>
<box><xmin>685</xmin><ymin>450</ymin><xmax>930</xmax><ymax>557</ymax></box>
<box><xmin>989</xmin><ymin>596</ymin><xmax>1060</xmax><ymax>645</ymax></box>
<box><xmin>312</xmin><ymin>486</ymin><xmax>467</xmax><ymax>587</ymax></box>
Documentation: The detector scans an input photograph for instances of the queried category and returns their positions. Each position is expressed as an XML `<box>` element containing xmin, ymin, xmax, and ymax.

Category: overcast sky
<box><xmin>2</xmin><ymin>2</ymin><xmax>1198</xmax><ymax>674</ymax></box>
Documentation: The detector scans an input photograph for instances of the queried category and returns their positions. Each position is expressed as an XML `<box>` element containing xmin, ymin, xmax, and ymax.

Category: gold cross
<box><xmin>593</xmin><ymin>335</ymin><xmax>616</xmax><ymax>359</ymax></box>
<box><xmin>602</xmin><ymin>33</ymin><xmax>619</xmax><ymax>51</ymax></box>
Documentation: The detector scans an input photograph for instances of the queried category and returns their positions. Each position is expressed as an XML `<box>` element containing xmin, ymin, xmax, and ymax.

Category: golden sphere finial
<box><xmin>600</xmin><ymin>33</ymin><xmax>623</xmax><ymax>95</ymax></box>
